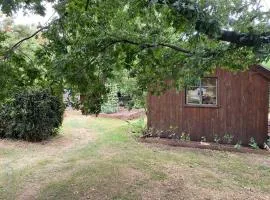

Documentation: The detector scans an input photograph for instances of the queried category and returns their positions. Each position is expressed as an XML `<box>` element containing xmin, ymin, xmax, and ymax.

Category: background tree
<box><xmin>0</xmin><ymin>15</ymin><xmax>61</xmax><ymax>102</ymax></box>
<box><xmin>1</xmin><ymin>0</ymin><xmax>270</xmax><ymax>113</ymax></box>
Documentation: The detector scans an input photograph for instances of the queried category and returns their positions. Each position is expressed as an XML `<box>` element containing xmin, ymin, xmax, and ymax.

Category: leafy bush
<box><xmin>0</xmin><ymin>88</ymin><xmax>64</xmax><ymax>142</ymax></box>
<box><xmin>249</xmin><ymin>137</ymin><xmax>259</xmax><ymax>149</ymax></box>
<box><xmin>180</xmin><ymin>132</ymin><xmax>190</xmax><ymax>141</ymax></box>
<box><xmin>201</xmin><ymin>136</ymin><xmax>207</xmax><ymax>142</ymax></box>
<box><xmin>128</xmin><ymin>117</ymin><xmax>147</xmax><ymax>137</ymax></box>
<box><xmin>101</xmin><ymin>83</ymin><xmax>119</xmax><ymax>114</ymax></box>
<box><xmin>214</xmin><ymin>134</ymin><xmax>221</xmax><ymax>144</ymax></box>
<box><xmin>223</xmin><ymin>133</ymin><xmax>234</xmax><ymax>144</ymax></box>
<box><xmin>234</xmin><ymin>141</ymin><xmax>242</xmax><ymax>150</ymax></box>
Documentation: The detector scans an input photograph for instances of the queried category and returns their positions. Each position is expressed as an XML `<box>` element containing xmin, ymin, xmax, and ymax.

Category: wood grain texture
<box><xmin>147</xmin><ymin>68</ymin><xmax>269</xmax><ymax>146</ymax></box>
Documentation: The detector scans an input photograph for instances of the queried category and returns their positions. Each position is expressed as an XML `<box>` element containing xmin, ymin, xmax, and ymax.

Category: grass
<box><xmin>0</xmin><ymin>111</ymin><xmax>270</xmax><ymax>200</ymax></box>
<box><xmin>262</xmin><ymin>61</ymin><xmax>270</xmax><ymax>68</ymax></box>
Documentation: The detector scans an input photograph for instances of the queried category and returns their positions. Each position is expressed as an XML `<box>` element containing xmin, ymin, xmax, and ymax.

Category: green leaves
<box><xmin>0</xmin><ymin>88</ymin><xmax>64</xmax><ymax>142</ymax></box>
<box><xmin>0</xmin><ymin>0</ymin><xmax>55</xmax><ymax>15</ymax></box>
<box><xmin>1</xmin><ymin>0</ymin><xmax>270</xmax><ymax>114</ymax></box>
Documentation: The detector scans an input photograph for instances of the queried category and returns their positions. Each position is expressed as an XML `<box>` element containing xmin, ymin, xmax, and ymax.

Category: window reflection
<box><xmin>186</xmin><ymin>78</ymin><xmax>217</xmax><ymax>106</ymax></box>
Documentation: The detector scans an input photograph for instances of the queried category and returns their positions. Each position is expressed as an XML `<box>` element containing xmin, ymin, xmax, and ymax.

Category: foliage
<box><xmin>128</xmin><ymin>117</ymin><xmax>147</xmax><ymax>137</ymax></box>
<box><xmin>223</xmin><ymin>133</ymin><xmax>234</xmax><ymax>144</ymax></box>
<box><xmin>0</xmin><ymin>0</ymin><xmax>55</xmax><ymax>16</ymax></box>
<box><xmin>249</xmin><ymin>137</ymin><xmax>259</xmax><ymax>149</ymax></box>
<box><xmin>1</xmin><ymin>0</ymin><xmax>270</xmax><ymax>113</ymax></box>
<box><xmin>214</xmin><ymin>134</ymin><xmax>221</xmax><ymax>144</ymax></box>
<box><xmin>116</xmin><ymin>70</ymin><xmax>146</xmax><ymax>109</ymax></box>
<box><xmin>201</xmin><ymin>136</ymin><xmax>206</xmax><ymax>142</ymax></box>
<box><xmin>180</xmin><ymin>132</ymin><xmax>190</xmax><ymax>141</ymax></box>
<box><xmin>101</xmin><ymin>83</ymin><xmax>119</xmax><ymax>114</ymax></box>
<box><xmin>234</xmin><ymin>141</ymin><xmax>242</xmax><ymax>150</ymax></box>
<box><xmin>0</xmin><ymin>17</ymin><xmax>62</xmax><ymax>103</ymax></box>
<box><xmin>0</xmin><ymin>88</ymin><xmax>64</xmax><ymax>142</ymax></box>
<box><xmin>267</xmin><ymin>138</ymin><xmax>270</xmax><ymax>147</ymax></box>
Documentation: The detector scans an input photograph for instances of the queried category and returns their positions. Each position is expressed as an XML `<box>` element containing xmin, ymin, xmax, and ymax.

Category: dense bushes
<box><xmin>101</xmin><ymin>83</ymin><xmax>119</xmax><ymax>114</ymax></box>
<box><xmin>0</xmin><ymin>89</ymin><xmax>64</xmax><ymax>142</ymax></box>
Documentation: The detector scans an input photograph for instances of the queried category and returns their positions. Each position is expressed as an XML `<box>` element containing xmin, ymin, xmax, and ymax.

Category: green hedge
<box><xmin>0</xmin><ymin>89</ymin><xmax>64</xmax><ymax>142</ymax></box>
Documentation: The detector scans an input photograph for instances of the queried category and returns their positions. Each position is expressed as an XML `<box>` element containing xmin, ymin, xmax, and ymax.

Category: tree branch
<box><xmin>10</xmin><ymin>26</ymin><xmax>49</xmax><ymax>52</ymax></box>
<box><xmin>2</xmin><ymin>26</ymin><xmax>49</xmax><ymax>60</ymax></box>
<box><xmin>154</xmin><ymin>0</ymin><xmax>270</xmax><ymax>47</ymax></box>
<box><xmin>85</xmin><ymin>0</ymin><xmax>90</xmax><ymax>11</ymax></box>
<box><xmin>218</xmin><ymin>30</ymin><xmax>270</xmax><ymax>46</ymax></box>
<box><xmin>102</xmin><ymin>38</ymin><xmax>193</xmax><ymax>55</ymax></box>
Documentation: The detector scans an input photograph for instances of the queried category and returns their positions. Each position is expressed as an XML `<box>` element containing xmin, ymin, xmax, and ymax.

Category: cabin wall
<box><xmin>147</xmin><ymin>69</ymin><xmax>269</xmax><ymax>146</ymax></box>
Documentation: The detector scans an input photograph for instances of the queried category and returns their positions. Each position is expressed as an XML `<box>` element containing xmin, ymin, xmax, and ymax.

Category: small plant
<box><xmin>167</xmin><ymin>126</ymin><xmax>178</xmax><ymax>138</ymax></box>
<box><xmin>180</xmin><ymin>132</ymin><xmax>185</xmax><ymax>141</ymax></box>
<box><xmin>201</xmin><ymin>136</ymin><xmax>206</xmax><ymax>142</ymax></box>
<box><xmin>249</xmin><ymin>137</ymin><xmax>259</xmax><ymax>149</ymax></box>
<box><xmin>180</xmin><ymin>132</ymin><xmax>190</xmax><ymax>141</ymax></box>
<box><xmin>129</xmin><ymin>117</ymin><xmax>146</xmax><ymax>137</ymax></box>
<box><xmin>214</xmin><ymin>134</ymin><xmax>221</xmax><ymax>144</ymax></box>
<box><xmin>185</xmin><ymin>133</ymin><xmax>190</xmax><ymax>141</ymax></box>
<box><xmin>234</xmin><ymin>141</ymin><xmax>242</xmax><ymax>150</ymax></box>
<box><xmin>223</xmin><ymin>133</ymin><xmax>234</xmax><ymax>144</ymax></box>
<box><xmin>267</xmin><ymin>138</ymin><xmax>270</xmax><ymax>146</ymax></box>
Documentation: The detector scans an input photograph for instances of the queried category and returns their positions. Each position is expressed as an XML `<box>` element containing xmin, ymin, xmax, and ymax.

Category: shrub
<box><xmin>101</xmin><ymin>83</ymin><xmax>119</xmax><ymax>114</ymax></box>
<box><xmin>180</xmin><ymin>132</ymin><xmax>190</xmax><ymax>141</ymax></box>
<box><xmin>128</xmin><ymin>117</ymin><xmax>147</xmax><ymax>137</ymax></box>
<box><xmin>234</xmin><ymin>141</ymin><xmax>242</xmax><ymax>150</ymax></box>
<box><xmin>201</xmin><ymin>136</ymin><xmax>207</xmax><ymax>142</ymax></box>
<box><xmin>223</xmin><ymin>133</ymin><xmax>234</xmax><ymax>144</ymax></box>
<box><xmin>0</xmin><ymin>88</ymin><xmax>64</xmax><ymax>142</ymax></box>
<box><xmin>214</xmin><ymin>134</ymin><xmax>221</xmax><ymax>144</ymax></box>
<box><xmin>249</xmin><ymin>137</ymin><xmax>259</xmax><ymax>149</ymax></box>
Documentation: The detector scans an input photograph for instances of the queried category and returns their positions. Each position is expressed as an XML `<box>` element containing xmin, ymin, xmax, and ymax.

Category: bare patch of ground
<box><xmin>140</xmin><ymin>137</ymin><xmax>269</xmax><ymax>155</ymax></box>
<box><xmin>98</xmin><ymin>107</ymin><xmax>145</xmax><ymax>120</ymax></box>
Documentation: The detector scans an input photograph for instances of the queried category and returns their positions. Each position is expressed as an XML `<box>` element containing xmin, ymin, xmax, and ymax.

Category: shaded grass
<box><xmin>0</xmin><ymin>113</ymin><xmax>270</xmax><ymax>200</ymax></box>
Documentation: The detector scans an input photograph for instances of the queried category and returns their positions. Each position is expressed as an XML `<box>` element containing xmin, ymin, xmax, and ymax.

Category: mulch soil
<box><xmin>98</xmin><ymin>108</ymin><xmax>145</xmax><ymax>120</ymax></box>
<box><xmin>139</xmin><ymin>137</ymin><xmax>270</xmax><ymax>155</ymax></box>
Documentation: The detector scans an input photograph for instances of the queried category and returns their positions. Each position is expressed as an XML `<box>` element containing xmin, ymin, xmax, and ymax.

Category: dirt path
<box><xmin>0</xmin><ymin>112</ymin><xmax>97</xmax><ymax>200</ymax></box>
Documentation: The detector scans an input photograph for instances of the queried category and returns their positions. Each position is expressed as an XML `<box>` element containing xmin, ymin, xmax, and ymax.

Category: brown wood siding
<box><xmin>147</xmin><ymin>69</ymin><xmax>269</xmax><ymax>146</ymax></box>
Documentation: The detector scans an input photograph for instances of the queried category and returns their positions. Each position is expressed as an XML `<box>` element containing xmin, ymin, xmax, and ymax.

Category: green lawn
<box><xmin>0</xmin><ymin>111</ymin><xmax>270</xmax><ymax>200</ymax></box>
<box><xmin>262</xmin><ymin>61</ymin><xmax>270</xmax><ymax>68</ymax></box>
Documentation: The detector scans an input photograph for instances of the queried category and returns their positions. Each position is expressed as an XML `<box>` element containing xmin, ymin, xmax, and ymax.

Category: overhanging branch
<box><xmin>102</xmin><ymin>38</ymin><xmax>193</xmax><ymax>55</ymax></box>
<box><xmin>218</xmin><ymin>30</ymin><xmax>270</xmax><ymax>46</ymax></box>
<box><xmin>10</xmin><ymin>26</ymin><xmax>49</xmax><ymax>52</ymax></box>
<box><xmin>2</xmin><ymin>26</ymin><xmax>49</xmax><ymax>60</ymax></box>
<box><xmin>154</xmin><ymin>0</ymin><xmax>270</xmax><ymax>47</ymax></box>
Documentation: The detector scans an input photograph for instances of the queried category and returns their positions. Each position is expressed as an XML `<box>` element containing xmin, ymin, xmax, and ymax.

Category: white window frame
<box><xmin>185</xmin><ymin>78</ymin><xmax>218</xmax><ymax>106</ymax></box>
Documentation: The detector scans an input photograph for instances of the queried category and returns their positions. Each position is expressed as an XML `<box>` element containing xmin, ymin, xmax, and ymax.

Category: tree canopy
<box><xmin>1</xmin><ymin>0</ymin><xmax>270</xmax><ymax>113</ymax></box>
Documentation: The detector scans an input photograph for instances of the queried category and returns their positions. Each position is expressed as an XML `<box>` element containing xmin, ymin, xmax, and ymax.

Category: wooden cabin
<box><xmin>147</xmin><ymin>65</ymin><xmax>270</xmax><ymax>146</ymax></box>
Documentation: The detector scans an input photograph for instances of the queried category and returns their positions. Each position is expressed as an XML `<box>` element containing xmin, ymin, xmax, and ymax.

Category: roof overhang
<box><xmin>250</xmin><ymin>65</ymin><xmax>270</xmax><ymax>80</ymax></box>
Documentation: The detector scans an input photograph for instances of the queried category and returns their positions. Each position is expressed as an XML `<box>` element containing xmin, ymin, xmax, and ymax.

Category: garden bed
<box><xmin>139</xmin><ymin>137</ymin><xmax>270</xmax><ymax>155</ymax></box>
<box><xmin>98</xmin><ymin>108</ymin><xmax>145</xmax><ymax>120</ymax></box>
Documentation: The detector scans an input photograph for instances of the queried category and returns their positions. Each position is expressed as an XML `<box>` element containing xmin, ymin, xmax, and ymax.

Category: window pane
<box><xmin>186</xmin><ymin>87</ymin><xmax>201</xmax><ymax>104</ymax></box>
<box><xmin>201</xmin><ymin>78</ymin><xmax>216</xmax><ymax>87</ymax></box>
<box><xmin>201</xmin><ymin>87</ymin><xmax>217</xmax><ymax>105</ymax></box>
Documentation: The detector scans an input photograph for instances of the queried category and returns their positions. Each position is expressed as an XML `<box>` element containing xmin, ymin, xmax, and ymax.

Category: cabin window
<box><xmin>186</xmin><ymin>78</ymin><xmax>217</xmax><ymax>106</ymax></box>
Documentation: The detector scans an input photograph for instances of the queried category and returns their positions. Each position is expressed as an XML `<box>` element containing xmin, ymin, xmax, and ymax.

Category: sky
<box><xmin>13</xmin><ymin>3</ymin><xmax>56</xmax><ymax>26</ymax></box>
<box><xmin>262</xmin><ymin>0</ymin><xmax>270</xmax><ymax>10</ymax></box>
<box><xmin>10</xmin><ymin>0</ymin><xmax>270</xmax><ymax>26</ymax></box>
